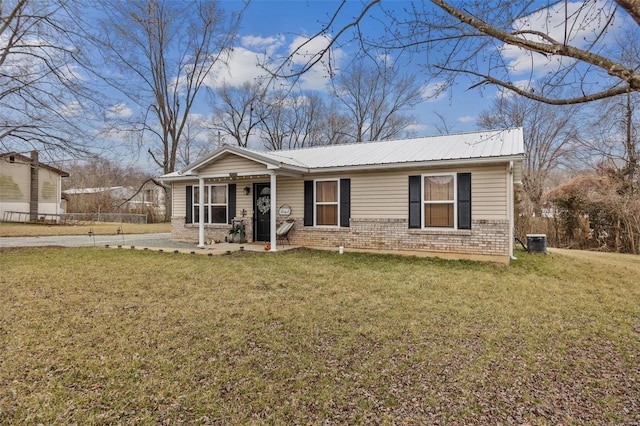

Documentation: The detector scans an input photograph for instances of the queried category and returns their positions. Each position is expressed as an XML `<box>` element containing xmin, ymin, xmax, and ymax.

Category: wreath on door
<box><xmin>256</xmin><ymin>195</ymin><xmax>270</xmax><ymax>214</ymax></box>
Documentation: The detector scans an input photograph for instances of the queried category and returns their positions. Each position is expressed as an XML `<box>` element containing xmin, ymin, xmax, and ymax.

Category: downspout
<box><xmin>57</xmin><ymin>175</ymin><xmax>62</xmax><ymax>219</ymax></box>
<box><xmin>508</xmin><ymin>161</ymin><xmax>516</xmax><ymax>261</ymax></box>
<box><xmin>30</xmin><ymin>150</ymin><xmax>39</xmax><ymax>221</ymax></box>
<box><xmin>269</xmin><ymin>172</ymin><xmax>277</xmax><ymax>251</ymax></box>
<box><xmin>198</xmin><ymin>177</ymin><xmax>205</xmax><ymax>248</ymax></box>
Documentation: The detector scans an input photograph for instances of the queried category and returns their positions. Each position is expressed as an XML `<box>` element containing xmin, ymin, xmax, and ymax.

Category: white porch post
<box><xmin>198</xmin><ymin>177</ymin><xmax>205</xmax><ymax>248</ymax></box>
<box><xmin>270</xmin><ymin>172</ymin><xmax>277</xmax><ymax>251</ymax></box>
<box><xmin>508</xmin><ymin>161</ymin><xmax>515</xmax><ymax>260</ymax></box>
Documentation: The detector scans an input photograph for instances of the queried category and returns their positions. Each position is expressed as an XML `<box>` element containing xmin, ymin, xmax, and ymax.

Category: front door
<box><xmin>254</xmin><ymin>183</ymin><xmax>271</xmax><ymax>242</ymax></box>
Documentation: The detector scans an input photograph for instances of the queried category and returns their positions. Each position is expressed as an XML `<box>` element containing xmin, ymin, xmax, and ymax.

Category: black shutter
<box><xmin>185</xmin><ymin>185</ymin><xmax>193</xmax><ymax>224</ymax></box>
<box><xmin>304</xmin><ymin>180</ymin><xmax>313</xmax><ymax>226</ymax></box>
<box><xmin>228</xmin><ymin>183</ymin><xmax>236</xmax><ymax>224</ymax></box>
<box><xmin>408</xmin><ymin>176</ymin><xmax>421</xmax><ymax>229</ymax></box>
<box><xmin>339</xmin><ymin>178</ymin><xmax>350</xmax><ymax>227</ymax></box>
<box><xmin>457</xmin><ymin>173</ymin><xmax>472</xmax><ymax>230</ymax></box>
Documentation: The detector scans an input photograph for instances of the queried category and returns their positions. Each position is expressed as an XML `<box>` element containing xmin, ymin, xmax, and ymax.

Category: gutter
<box><xmin>160</xmin><ymin>154</ymin><xmax>525</xmax><ymax>182</ymax></box>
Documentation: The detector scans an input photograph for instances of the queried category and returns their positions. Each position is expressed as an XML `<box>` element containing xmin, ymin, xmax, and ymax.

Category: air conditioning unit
<box><xmin>526</xmin><ymin>234</ymin><xmax>547</xmax><ymax>254</ymax></box>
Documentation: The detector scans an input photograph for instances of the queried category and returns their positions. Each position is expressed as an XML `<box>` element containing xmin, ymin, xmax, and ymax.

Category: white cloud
<box><xmin>405</xmin><ymin>123</ymin><xmax>430</xmax><ymax>135</ymax></box>
<box><xmin>205</xmin><ymin>46</ymin><xmax>269</xmax><ymax>88</ymax></box>
<box><xmin>241</xmin><ymin>34</ymin><xmax>285</xmax><ymax>53</ymax></box>
<box><xmin>203</xmin><ymin>33</ymin><xmax>345</xmax><ymax>92</ymax></box>
<box><xmin>420</xmin><ymin>81</ymin><xmax>447</xmax><ymax>102</ymax></box>
<box><xmin>106</xmin><ymin>103</ymin><xmax>133</xmax><ymax>119</ymax></box>
<box><xmin>501</xmin><ymin>0</ymin><xmax>620</xmax><ymax>76</ymax></box>
<box><xmin>458</xmin><ymin>115</ymin><xmax>475</xmax><ymax>123</ymax></box>
<box><xmin>287</xmin><ymin>35</ymin><xmax>345</xmax><ymax>91</ymax></box>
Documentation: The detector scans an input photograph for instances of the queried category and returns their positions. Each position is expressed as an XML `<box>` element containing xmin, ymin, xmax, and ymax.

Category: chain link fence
<box><xmin>2</xmin><ymin>211</ymin><xmax>148</xmax><ymax>224</ymax></box>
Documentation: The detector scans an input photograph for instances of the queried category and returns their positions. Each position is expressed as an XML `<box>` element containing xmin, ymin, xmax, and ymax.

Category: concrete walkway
<box><xmin>0</xmin><ymin>233</ymin><xmax>298</xmax><ymax>255</ymax></box>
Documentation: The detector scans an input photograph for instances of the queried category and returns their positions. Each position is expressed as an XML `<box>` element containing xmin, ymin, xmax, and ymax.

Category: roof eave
<box><xmin>303</xmin><ymin>154</ymin><xmax>525</xmax><ymax>174</ymax></box>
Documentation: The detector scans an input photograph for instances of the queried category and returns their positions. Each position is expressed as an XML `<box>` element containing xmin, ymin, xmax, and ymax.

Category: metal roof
<box><xmin>257</xmin><ymin>128</ymin><xmax>524</xmax><ymax>170</ymax></box>
<box><xmin>161</xmin><ymin>128</ymin><xmax>524</xmax><ymax>179</ymax></box>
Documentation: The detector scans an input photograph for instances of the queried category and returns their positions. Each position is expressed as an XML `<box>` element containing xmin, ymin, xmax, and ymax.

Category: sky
<box><xmin>193</xmin><ymin>0</ymin><xmax>625</xmax><ymax>140</ymax></box>
<box><xmin>56</xmin><ymin>0</ymin><xmax>627</xmax><ymax>169</ymax></box>
<box><xmin>198</xmin><ymin>0</ymin><xmax>498</xmax><ymax>136</ymax></box>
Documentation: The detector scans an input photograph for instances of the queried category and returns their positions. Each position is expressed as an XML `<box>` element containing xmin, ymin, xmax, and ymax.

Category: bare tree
<box><xmin>79</xmin><ymin>0</ymin><xmax>246</xmax><ymax>219</ymax></box>
<box><xmin>274</xmin><ymin>1</ymin><xmax>640</xmax><ymax>106</ymax></box>
<box><xmin>0</xmin><ymin>0</ymin><xmax>99</xmax><ymax>158</ymax></box>
<box><xmin>330</xmin><ymin>61</ymin><xmax>421</xmax><ymax>142</ymax></box>
<box><xmin>569</xmin><ymin>27</ymin><xmax>639</xmax><ymax>186</ymax></box>
<box><xmin>210</xmin><ymin>81</ymin><xmax>265</xmax><ymax>148</ymax></box>
<box><xmin>64</xmin><ymin>156</ymin><xmax>150</xmax><ymax>191</ymax></box>
<box><xmin>477</xmin><ymin>92</ymin><xmax>578</xmax><ymax>215</ymax></box>
<box><xmin>211</xmin><ymin>81</ymin><xmax>351</xmax><ymax>150</ymax></box>
<box><xmin>176</xmin><ymin>115</ymin><xmax>210</xmax><ymax>168</ymax></box>
<box><xmin>575</xmin><ymin>92</ymin><xmax>639</xmax><ymax>184</ymax></box>
<box><xmin>315</xmin><ymin>100</ymin><xmax>352</xmax><ymax>146</ymax></box>
<box><xmin>280</xmin><ymin>91</ymin><xmax>330</xmax><ymax>149</ymax></box>
<box><xmin>255</xmin><ymin>90</ymin><xmax>293</xmax><ymax>151</ymax></box>
<box><xmin>81</xmin><ymin>0</ymin><xmax>245</xmax><ymax>175</ymax></box>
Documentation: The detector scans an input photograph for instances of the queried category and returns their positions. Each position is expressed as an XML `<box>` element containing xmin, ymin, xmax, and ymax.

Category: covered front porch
<box><xmin>192</xmin><ymin>169</ymin><xmax>298</xmax><ymax>252</ymax></box>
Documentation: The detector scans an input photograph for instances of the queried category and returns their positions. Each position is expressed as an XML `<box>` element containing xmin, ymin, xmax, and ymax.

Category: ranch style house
<box><xmin>159</xmin><ymin>128</ymin><xmax>524</xmax><ymax>263</ymax></box>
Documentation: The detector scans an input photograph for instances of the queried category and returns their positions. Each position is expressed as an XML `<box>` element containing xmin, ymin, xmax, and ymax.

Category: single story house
<box><xmin>1</xmin><ymin>151</ymin><xmax>69</xmax><ymax>223</ymax></box>
<box><xmin>159</xmin><ymin>128</ymin><xmax>524</xmax><ymax>263</ymax></box>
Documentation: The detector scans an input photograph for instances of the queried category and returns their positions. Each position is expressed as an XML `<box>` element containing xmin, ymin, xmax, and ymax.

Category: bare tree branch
<box><xmin>272</xmin><ymin>0</ymin><xmax>640</xmax><ymax>105</ymax></box>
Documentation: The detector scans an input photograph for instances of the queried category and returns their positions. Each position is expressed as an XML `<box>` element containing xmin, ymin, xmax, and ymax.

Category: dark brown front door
<box><xmin>254</xmin><ymin>183</ymin><xmax>271</xmax><ymax>242</ymax></box>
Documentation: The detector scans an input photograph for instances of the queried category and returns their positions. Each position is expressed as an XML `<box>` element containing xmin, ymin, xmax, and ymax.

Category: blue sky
<box><xmin>205</xmin><ymin>0</ymin><xmax>625</xmax><ymax>137</ymax></box>
<box><xmin>88</xmin><ymin>0</ymin><xmax>626</xmax><ymax>167</ymax></box>
<box><xmin>204</xmin><ymin>0</ymin><xmax>496</xmax><ymax>136</ymax></box>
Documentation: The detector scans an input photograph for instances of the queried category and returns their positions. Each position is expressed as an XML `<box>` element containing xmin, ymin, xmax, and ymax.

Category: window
<box><xmin>315</xmin><ymin>180</ymin><xmax>338</xmax><ymax>226</ymax></box>
<box><xmin>424</xmin><ymin>175</ymin><xmax>455</xmax><ymax>228</ymax></box>
<box><xmin>304</xmin><ymin>179</ymin><xmax>350</xmax><ymax>227</ymax></box>
<box><xmin>409</xmin><ymin>173</ymin><xmax>471</xmax><ymax>230</ymax></box>
<box><xmin>193</xmin><ymin>184</ymin><xmax>227</xmax><ymax>224</ymax></box>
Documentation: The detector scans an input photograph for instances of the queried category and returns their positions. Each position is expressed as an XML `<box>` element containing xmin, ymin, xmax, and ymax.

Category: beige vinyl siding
<box><xmin>198</xmin><ymin>154</ymin><xmax>268</xmax><ymax>175</ymax></box>
<box><xmin>472</xmin><ymin>165</ymin><xmax>508</xmax><ymax>220</ymax></box>
<box><xmin>351</xmin><ymin>171</ymin><xmax>406</xmax><ymax>219</ymax></box>
<box><xmin>171</xmin><ymin>162</ymin><xmax>509</xmax><ymax>221</ymax></box>
<box><xmin>39</xmin><ymin>169</ymin><xmax>59</xmax><ymax>202</ymax></box>
<box><xmin>235</xmin><ymin>182</ymin><xmax>254</xmax><ymax>217</ymax></box>
<box><xmin>171</xmin><ymin>182</ymin><xmax>189</xmax><ymax>217</ymax></box>
<box><xmin>0</xmin><ymin>161</ymin><xmax>29</xmax><ymax>202</ymax></box>
<box><xmin>274</xmin><ymin>176</ymin><xmax>303</xmax><ymax>216</ymax></box>
<box><xmin>304</xmin><ymin>164</ymin><xmax>508</xmax><ymax>221</ymax></box>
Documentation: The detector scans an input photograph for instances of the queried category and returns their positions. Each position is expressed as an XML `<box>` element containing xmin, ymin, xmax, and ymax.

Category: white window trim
<box><xmin>422</xmin><ymin>173</ymin><xmax>457</xmax><ymax>230</ymax></box>
<box><xmin>313</xmin><ymin>178</ymin><xmax>340</xmax><ymax>227</ymax></box>
<box><xmin>193</xmin><ymin>183</ymin><xmax>228</xmax><ymax>224</ymax></box>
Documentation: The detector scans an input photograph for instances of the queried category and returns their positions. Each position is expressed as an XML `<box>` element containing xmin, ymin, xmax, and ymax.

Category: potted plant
<box><xmin>228</xmin><ymin>223</ymin><xmax>245</xmax><ymax>243</ymax></box>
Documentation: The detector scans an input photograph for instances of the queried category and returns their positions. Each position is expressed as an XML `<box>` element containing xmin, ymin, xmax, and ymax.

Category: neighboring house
<box><xmin>0</xmin><ymin>151</ymin><xmax>69</xmax><ymax>222</ymax></box>
<box><xmin>63</xmin><ymin>183</ymin><xmax>166</xmax><ymax>218</ymax></box>
<box><xmin>159</xmin><ymin>128</ymin><xmax>524</xmax><ymax>263</ymax></box>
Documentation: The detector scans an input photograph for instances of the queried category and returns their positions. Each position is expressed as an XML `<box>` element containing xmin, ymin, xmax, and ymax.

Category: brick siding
<box><xmin>170</xmin><ymin>216</ymin><xmax>253</xmax><ymax>244</ymax></box>
<box><xmin>172</xmin><ymin>216</ymin><xmax>509</xmax><ymax>258</ymax></box>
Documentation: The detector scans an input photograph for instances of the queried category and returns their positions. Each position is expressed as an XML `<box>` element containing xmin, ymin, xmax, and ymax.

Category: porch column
<box><xmin>508</xmin><ymin>161</ymin><xmax>515</xmax><ymax>260</ymax></box>
<box><xmin>270</xmin><ymin>172</ymin><xmax>277</xmax><ymax>251</ymax></box>
<box><xmin>198</xmin><ymin>177</ymin><xmax>205</xmax><ymax>248</ymax></box>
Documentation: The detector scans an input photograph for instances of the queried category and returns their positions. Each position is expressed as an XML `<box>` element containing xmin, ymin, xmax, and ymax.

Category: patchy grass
<box><xmin>0</xmin><ymin>222</ymin><xmax>170</xmax><ymax>237</ymax></box>
<box><xmin>0</xmin><ymin>248</ymin><xmax>638</xmax><ymax>424</ymax></box>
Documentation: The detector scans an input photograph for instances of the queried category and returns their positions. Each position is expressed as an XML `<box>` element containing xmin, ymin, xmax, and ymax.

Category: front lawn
<box><xmin>0</xmin><ymin>248</ymin><xmax>638</xmax><ymax>424</ymax></box>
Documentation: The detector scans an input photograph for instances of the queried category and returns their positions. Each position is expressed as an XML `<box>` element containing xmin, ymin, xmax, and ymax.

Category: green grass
<box><xmin>0</xmin><ymin>222</ymin><xmax>170</xmax><ymax>237</ymax></box>
<box><xmin>0</xmin><ymin>247</ymin><xmax>638</xmax><ymax>424</ymax></box>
